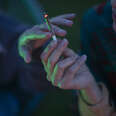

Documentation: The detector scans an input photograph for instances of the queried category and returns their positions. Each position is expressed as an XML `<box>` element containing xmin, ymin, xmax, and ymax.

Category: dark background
<box><xmin>0</xmin><ymin>0</ymin><xmax>105</xmax><ymax>116</ymax></box>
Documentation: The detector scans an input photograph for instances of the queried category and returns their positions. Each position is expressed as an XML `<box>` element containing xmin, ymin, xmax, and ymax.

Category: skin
<box><xmin>40</xmin><ymin>1</ymin><xmax>116</xmax><ymax>106</ymax></box>
<box><xmin>41</xmin><ymin>39</ymin><xmax>102</xmax><ymax>104</ymax></box>
<box><xmin>18</xmin><ymin>13</ymin><xmax>76</xmax><ymax>63</ymax></box>
<box><xmin>17</xmin><ymin>1</ymin><xmax>116</xmax><ymax>112</ymax></box>
<box><xmin>18</xmin><ymin>34</ymin><xmax>47</xmax><ymax>62</ymax></box>
<box><xmin>19</xmin><ymin>5</ymin><xmax>116</xmax><ymax>105</ymax></box>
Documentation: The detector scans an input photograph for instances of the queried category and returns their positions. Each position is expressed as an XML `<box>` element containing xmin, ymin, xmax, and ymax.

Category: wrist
<box><xmin>79</xmin><ymin>80</ymin><xmax>103</xmax><ymax>105</ymax></box>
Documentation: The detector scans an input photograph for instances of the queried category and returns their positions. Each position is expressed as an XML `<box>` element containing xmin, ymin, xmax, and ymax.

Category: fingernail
<box><xmin>25</xmin><ymin>57</ymin><xmax>31</xmax><ymax>63</ymax></box>
<box><xmin>81</xmin><ymin>55</ymin><xmax>87</xmax><ymax>61</ymax></box>
<box><xmin>63</xmin><ymin>39</ymin><xmax>68</xmax><ymax>45</ymax></box>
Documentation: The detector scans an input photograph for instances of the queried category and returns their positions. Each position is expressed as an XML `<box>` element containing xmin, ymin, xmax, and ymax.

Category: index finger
<box><xmin>56</xmin><ymin>13</ymin><xmax>76</xmax><ymax>20</ymax></box>
<box><xmin>19</xmin><ymin>31</ymin><xmax>51</xmax><ymax>46</ymax></box>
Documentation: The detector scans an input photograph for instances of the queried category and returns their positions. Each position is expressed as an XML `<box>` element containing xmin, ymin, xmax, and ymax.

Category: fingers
<box><xmin>18</xmin><ymin>30</ymin><xmax>52</xmax><ymax>63</ymax></box>
<box><xmin>49</xmin><ymin>47</ymin><xmax>79</xmax><ymax>84</ymax></box>
<box><xmin>62</xmin><ymin>47</ymin><xmax>79</xmax><ymax>57</ymax></box>
<box><xmin>51</xmin><ymin>18</ymin><xmax>74</xmax><ymax>27</ymax></box>
<box><xmin>51</xmin><ymin>13</ymin><xmax>76</xmax><ymax>21</ymax></box>
<box><xmin>39</xmin><ymin>24</ymin><xmax>67</xmax><ymax>37</ymax></box>
<box><xmin>58</xmin><ymin>55</ymin><xmax>87</xmax><ymax>89</ymax></box>
<box><xmin>41</xmin><ymin>39</ymin><xmax>68</xmax><ymax>82</ymax></box>
<box><xmin>19</xmin><ymin>25</ymin><xmax>52</xmax><ymax>46</ymax></box>
<box><xmin>50</xmin><ymin>13</ymin><xmax>76</xmax><ymax>27</ymax></box>
<box><xmin>51</xmin><ymin>55</ymin><xmax>78</xmax><ymax>85</ymax></box>
<box><xmin>38</xmin><ymin>13</ymin><xmax>76</xmax><ymax>38</ymax></box>
<box><xmin>47</xmin><ymin>39</ymin><xmax>68</xmax><ymax>76</ymax></box>
<box><xmin>40</xmin><ymin>40</ymin><xmax>58</xmax><ymax>64</ymax></box>
<box><xmin>64</xmin><ymin>55</ymin><xmax>87</xmax><ymax>79</ymax></box>
<box><xmin>68</xmin><ymin>55</ymin><xmax>87</xmax><ymax>75</ymax></box>
<box><xmin>52</xmin><ymin>25</ymin><xmax>67</xmax><ymax>36</ymax></box>
<box><xmin>24</xmin><ymin>32</ymin><xmax>51</xmax><ymax>41</ymax></box>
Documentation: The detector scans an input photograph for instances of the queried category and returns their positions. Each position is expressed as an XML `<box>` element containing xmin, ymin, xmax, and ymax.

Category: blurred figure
<box><xmin>0</xmin><ymin>10</ymin><xmax>76</xmax><ymax>116</ymax></box>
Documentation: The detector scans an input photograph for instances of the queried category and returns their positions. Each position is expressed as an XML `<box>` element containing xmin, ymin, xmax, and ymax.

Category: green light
<box><xmin>42</xmin><ymin>60</ymin><xmax>50</xmax><ymax>80</ymax></box>
<box><xmin>51</xmin><ymin>65</ymin><xmax>58</xmax><ymax>84</ymax></box>
<box><xmin>18</xmin><ymin>34</ymin><xmax>46</xmax><ymax>59</ymax></box>
<box><xmin>47</xmin><ymin>59</ymin><xmax>51</xmax><ymax>76</ymax></box>
<box><xmin>44</xmin><ymin>18</ymin><xmax>51</xmax><ymax>31</ymax></box>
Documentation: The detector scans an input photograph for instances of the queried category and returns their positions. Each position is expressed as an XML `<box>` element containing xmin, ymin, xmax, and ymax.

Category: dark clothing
<box><xmin>0</xmin><ymin>12</ymin><xmax>53</xmax><ymax>115</ymax></box>
<box><xmin>80</xmin><ymin>1</ymin><xmax>116</xmax><ymax>107</ymax></box>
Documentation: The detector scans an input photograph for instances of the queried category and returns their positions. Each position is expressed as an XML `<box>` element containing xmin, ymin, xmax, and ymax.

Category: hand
<box><xmin>40</xmin><ymin>39</ymin><xmax>95</xmax><ymax>90</ymax></box>
<box><xmin>41</xmin><ymin>39</ymin><xmax>103</xmax><ymax>104</ymax></box>
<box><xmin>18</xmin><ymin>13</ymin><xmax>76</xmax><ymax>63</ymax></box>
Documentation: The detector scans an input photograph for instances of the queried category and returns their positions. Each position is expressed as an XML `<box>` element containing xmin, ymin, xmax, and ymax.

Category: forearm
<box><xmin>77</xmin><ymin>76</ymin><xmax>115</xmax><ymax>116</ymax></box>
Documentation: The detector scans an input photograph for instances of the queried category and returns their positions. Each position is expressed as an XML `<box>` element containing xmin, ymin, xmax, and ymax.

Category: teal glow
<box><xmin>44</xmin><ymin>18</ymin><xmax>51</xmax><ymax>31</ymax></box>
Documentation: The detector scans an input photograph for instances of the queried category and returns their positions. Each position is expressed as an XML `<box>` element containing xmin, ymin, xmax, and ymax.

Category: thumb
<box><xmin>19</xmin><ymin>46</ymin><xmax>32</xmax><ymax>63</ymax></box>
